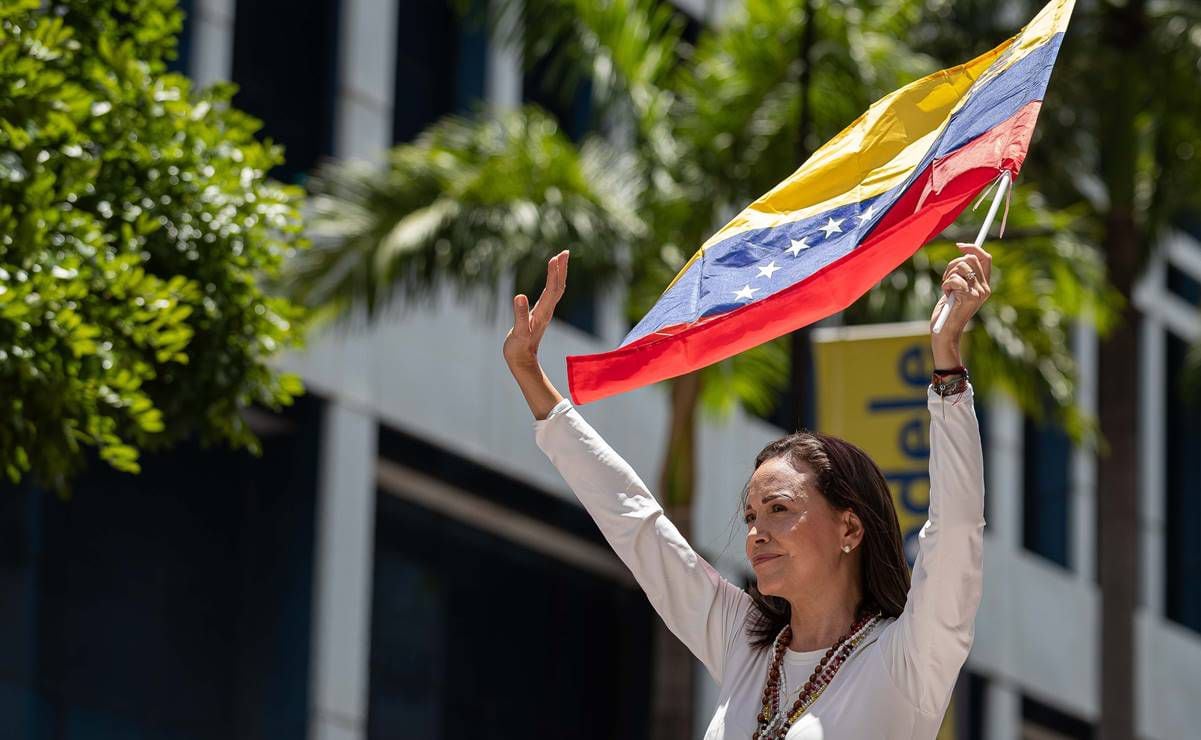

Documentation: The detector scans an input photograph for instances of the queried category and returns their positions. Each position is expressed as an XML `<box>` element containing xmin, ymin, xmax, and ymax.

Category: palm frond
<box><xmin>698</xmin><ymin>337</ymin><xmax>791</xmax><ymax>420</ymax></box>
<box><xmin>483</xmin><ymin>0</ymin><xmax>684</xmax><ymax>150</ymax></box>
<box><xmin>284</xmin><ymin>107</ymin><xmax>645</xmax><ymax>321</ymax></box>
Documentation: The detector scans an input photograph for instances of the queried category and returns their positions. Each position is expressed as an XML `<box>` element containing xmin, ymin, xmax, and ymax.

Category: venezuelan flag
<box><xmin>567</xmin><ymin>0</ymin><xmax>1075</xmax><ymax>405</ymax></box>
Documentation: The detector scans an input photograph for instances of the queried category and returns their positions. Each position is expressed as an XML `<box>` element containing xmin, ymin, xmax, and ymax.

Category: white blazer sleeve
<box><xmin>879</xmin><ymin>383</ymin><xmax>986</xmax><ymax>715</ymax></box>
<box><xmin>534</xmin><ymin>399</ymin><xmax>751</xmax><ymax>683</ymax></box>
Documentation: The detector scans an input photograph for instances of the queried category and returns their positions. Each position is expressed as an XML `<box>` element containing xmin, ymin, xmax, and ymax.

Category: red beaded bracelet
<box><xmin>932</xmin><ymin>366</ymin><xmax>969</xmax><ymax>397</ymax></box>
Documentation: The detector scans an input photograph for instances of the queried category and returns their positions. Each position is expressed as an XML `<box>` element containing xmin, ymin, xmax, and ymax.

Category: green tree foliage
<box><xmin>0</xmin><ymin>0</ymin><xmax>308</xmax><ymax>489</ymax></box>
<box><xmin>291</xmin><ymin>108</ymin><xmax>639</xmax><ymax>320</ymax></box>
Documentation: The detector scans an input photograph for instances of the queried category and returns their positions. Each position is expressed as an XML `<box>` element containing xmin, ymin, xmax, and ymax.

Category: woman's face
<box><xmin>743</xmin><ymin>456</ymin><xmax>849</xmax><ymax>599</ymax></box>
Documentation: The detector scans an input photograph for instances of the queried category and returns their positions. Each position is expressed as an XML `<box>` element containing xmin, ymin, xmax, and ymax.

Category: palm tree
<box><xmin>285</xmin><ymin>1</ymin><xmax>1117</xmax><ymax>737</ymax></box>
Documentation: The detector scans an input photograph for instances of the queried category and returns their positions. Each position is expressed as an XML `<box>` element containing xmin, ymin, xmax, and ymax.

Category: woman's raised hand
<box><xmin>929</xmin><ymin>243</ymin><xmax>991</xmax><ymax>368</ymax></box>
<box><xmin>503</xmin><ymin>250</ymin><xmax>569</xmax><ymax>373</ymax></box>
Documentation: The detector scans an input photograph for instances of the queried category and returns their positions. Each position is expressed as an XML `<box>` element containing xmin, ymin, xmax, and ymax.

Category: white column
<box><xmin>486</xmin><ymin>1</ymin><xmax>522</xmax><ymax>109</ymax></box>
<box><xmin>1133</xmin><ymin>257</ymin><xmax>1167</xmax><ymax>740</ymax></box>
<box><xmin>1138</xmin><ymin>315</ymin><xmax>1165</xmax><ymax>615</ymax></box>
<box><xmin>987</xmin><ymin>396</ymin><xmax>1024</xmax><ymax>551</ymax></box>
<box><xmin>333</xmin><ymin>0</ymin><xmax>398</xmax><ymax>160</ymax></box>
<box><xmin>1072</xmin><ymin>322</ymin><xmax>1098</xmax><ymax>582</ymax></box>
<box><xmin>309</xmin><ymin>402</ymin><xmax>379</xmax><ymax>740</ymax></box>
<box><xmin>1134</xmin><ymin>256</ymin><xmax>1166</xmax><ymax>616</ymax></box>
<box><xmin>986</xmin><ymin>679</ymin><xmax>1021</xmax><ymax>740</ymax></box>
<box><xmin>335</xmin><ymin>0</ymin><xmax>400</xmax><ymax>160</ymax></box>
<box><xmin>191</xmin><ymin>0</ymin><xmax>235</xmax><ymax>88</ymax></box>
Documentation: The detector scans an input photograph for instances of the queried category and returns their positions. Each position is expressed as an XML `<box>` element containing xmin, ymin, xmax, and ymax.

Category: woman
<box><xmin>503</xmin><ymin>245</ymin><xmax>990</xmax><ymax>739</ymax></box>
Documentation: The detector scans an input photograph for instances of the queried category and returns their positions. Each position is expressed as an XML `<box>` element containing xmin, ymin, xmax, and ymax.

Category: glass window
<box><xmin>1021</xmin><ymin>695</ymin><xmax>1093</xmax><ymax>740</ymax></box>
<box><xmin>1022</xmin><ymin>397</ymin><xmax>1072</xmax><ymax>568</ymax></box>
<box><xmin>370</xmin><ymin>428</ymin><xmax>653</xmax><ymax>739</ymax></box>
<box><xmin>1166</xmin><ymin>263</ymin><xmax>1201</xmax><ymax>307</ymax></box>
<box><xmin>231</xmin><ymin>0</ymin><xmax>342</xmax><ymax>183</ymax></box>
<box><xmin>976</xmin><ymin>399</ymin><xmax>991</xmax><ymax>533</ymax></box>
<box><xmin>964</xmin><ymin>671</ymin><xmax>987</xmax><ymax>740</ymax></box>
<box><xmin>168</xmin><ymin>0</ymin><xmax>194</xmax><ymax>76</ymax></box>
<box><xmin>757</xmin><ymin>332</ymin><xmax>818</xmax><ymax>432</ymax></box>
<box><xmin>0</xmin><ymin>399</ymin><xmax>323</xmax><ymax>738</ymax></box>
<box><xmin>521</xmin><ymin>29</ymin><xmax>594</xmax><ymax>144</ymax></box>
<box><xmin>393</xmin><ymin>0</ymin><xmax>488</xmax><ymax>144</ymax></box>
<box><xmin>1165</xmin><ymin>330</ymin><xmax>1201</xmax><ymax>632</ymax></box>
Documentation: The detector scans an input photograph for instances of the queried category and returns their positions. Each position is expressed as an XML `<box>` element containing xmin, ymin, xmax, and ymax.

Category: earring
<box><xmin>841</xmin><ymin>545</ymin><xmax>852</xmax><ymax>553</ymax></box>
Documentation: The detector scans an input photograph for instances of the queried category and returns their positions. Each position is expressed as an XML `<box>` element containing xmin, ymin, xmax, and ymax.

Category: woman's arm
<box><xmin>880</xmin><ymin>383</ymin><xmax>985</xmax><ymax>714</ymax></box>
<box><xmin>880</xmin><ymin>243</ymin><xmax>992</xmax><ymax>715</ymax></box>
<box><xmin>505</xmin><ymin>252</ymin><xmax>749</xmax><ymax>682</ymax></box>
<box><xmin>510</xmin><ymin>361</ymin><xmax>565</xmax><ymax>422</ymax></box>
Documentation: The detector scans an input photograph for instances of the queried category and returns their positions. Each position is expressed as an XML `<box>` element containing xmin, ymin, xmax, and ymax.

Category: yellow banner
<box><xmin>813</xmin><ymin>321</ymin><xmax>935</xmax><ymax>565</ymax></box>
<box><xmin>812</xmin><ymin>321</ymin><xmax>959</xmax><ymax>740</ymax></box>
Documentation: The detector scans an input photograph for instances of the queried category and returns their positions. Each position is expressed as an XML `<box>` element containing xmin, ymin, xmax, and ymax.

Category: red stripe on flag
<box><xmin>566</xmin><ymin>100</ymin><xmax>1043</xmax><ymax>405</ymax></box>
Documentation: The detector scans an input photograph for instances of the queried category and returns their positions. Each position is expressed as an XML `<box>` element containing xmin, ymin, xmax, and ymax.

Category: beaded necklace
<box><xmin>752</xmin><ymin>612</ymin><xmax>882</xmax><ymax>740</ymax></box>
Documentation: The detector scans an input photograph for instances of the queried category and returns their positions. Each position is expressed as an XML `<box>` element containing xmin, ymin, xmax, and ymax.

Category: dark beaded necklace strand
<box><xmin>752</xmin><ymin>611</ymin><xmax>881</xmax><ymax>740</ymax></box>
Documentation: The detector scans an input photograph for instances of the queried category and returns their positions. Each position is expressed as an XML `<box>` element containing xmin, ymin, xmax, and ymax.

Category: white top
<box><xmin>533</xmin><ymin>385</ymin><xmax>985</xmax><ymax>740</ymax></box>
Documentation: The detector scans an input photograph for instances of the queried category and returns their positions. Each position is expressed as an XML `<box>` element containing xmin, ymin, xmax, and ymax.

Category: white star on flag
<box><xmin>819</xmin><ymin>217</ymin><xmax>844</xmax><ymax>238</ymax></box>
<box><xmin>786</xmin><ymin>238</ymin><xmax>811</xmax><ymax>257</ymax></box>
<box><xmin>858</xmin><ymin>204</ymin><xmax>877</xmax><ymax>223</ymax></box>
<box><xmin>733</xmin><ymin>284</ymin><xmax>759</xmax><ymax>301</ymax></box>
<box><xmin>757</xmin><ymin>261</ymin><xmax>781</xmax><ymax>279</ymax></box>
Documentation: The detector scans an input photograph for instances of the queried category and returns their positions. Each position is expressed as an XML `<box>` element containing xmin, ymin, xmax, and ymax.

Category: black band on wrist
<box><xmin>931</xmin><ymin>366</ymin><xmax>970</xmax><ymax>397</ymax></box>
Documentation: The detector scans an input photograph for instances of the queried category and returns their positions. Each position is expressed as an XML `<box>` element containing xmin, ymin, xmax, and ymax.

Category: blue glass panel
<box><xmin>232</xmin><ymin>0</ymin><xmax>342</xmax><ymax>182</ymax></box>
<box><xmin>168</xmin><ymin>0</ymin><xmax>194</xmax><ymax>76</ymax></box>
<box><xmin>1022</xmin><ymin>400</ymin><xmax>1072</xmax><ymax>568</ymax></box>
<box><xmin>1166</xmin><ymin>332</ymin><xmax>1201</xmax><ymax>633</ymax></box>
<box><xmin>394</xmin><ymin>1</ymin><xmax>490</xmax><ymax>144</ymax></box>
<box><xmin>454</xmin><ymin>5</ymin><xmax>489</xmax><ymax>113</ymax></box>
<box><xmin>1021</xmin><ymin>694</ymin><xmax>1094</xmax><ymax>739</ymax></box>
<box><xmin>976</xmin><ymin>398</ymin><xmax>991</xmax><ymax>531</ymax></box>
<box><xmin>0</xmin><ymin>399</ymin><xmax>322</xmax><ymax>738</ymax></box>
<box><xmin>1167</xmin><ymin>264</ymin><xmax>1201</xmax><ymax>307</ymax></box>
<box><xmin>368</xmin><ymin>439</ymin><xmax>654</xmax><ymax>740</ymax></box>
<box><xmin>522</xmin><ymin>61</ymin><xmax>593</xmax><ymax>143</ymax></box>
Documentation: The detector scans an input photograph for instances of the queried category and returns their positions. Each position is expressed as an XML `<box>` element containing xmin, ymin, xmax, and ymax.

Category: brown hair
<box><xmin>743</xmin><ymin>431</ymin><xmax>911</xmax><ymax>648</ymax></box>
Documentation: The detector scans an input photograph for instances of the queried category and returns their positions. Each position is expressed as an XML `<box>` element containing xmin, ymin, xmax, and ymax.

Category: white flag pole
<box><xmin>932</xmin><ymin>170</ymin><xmax>1012</xmax><ymax>335</ymax></box>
